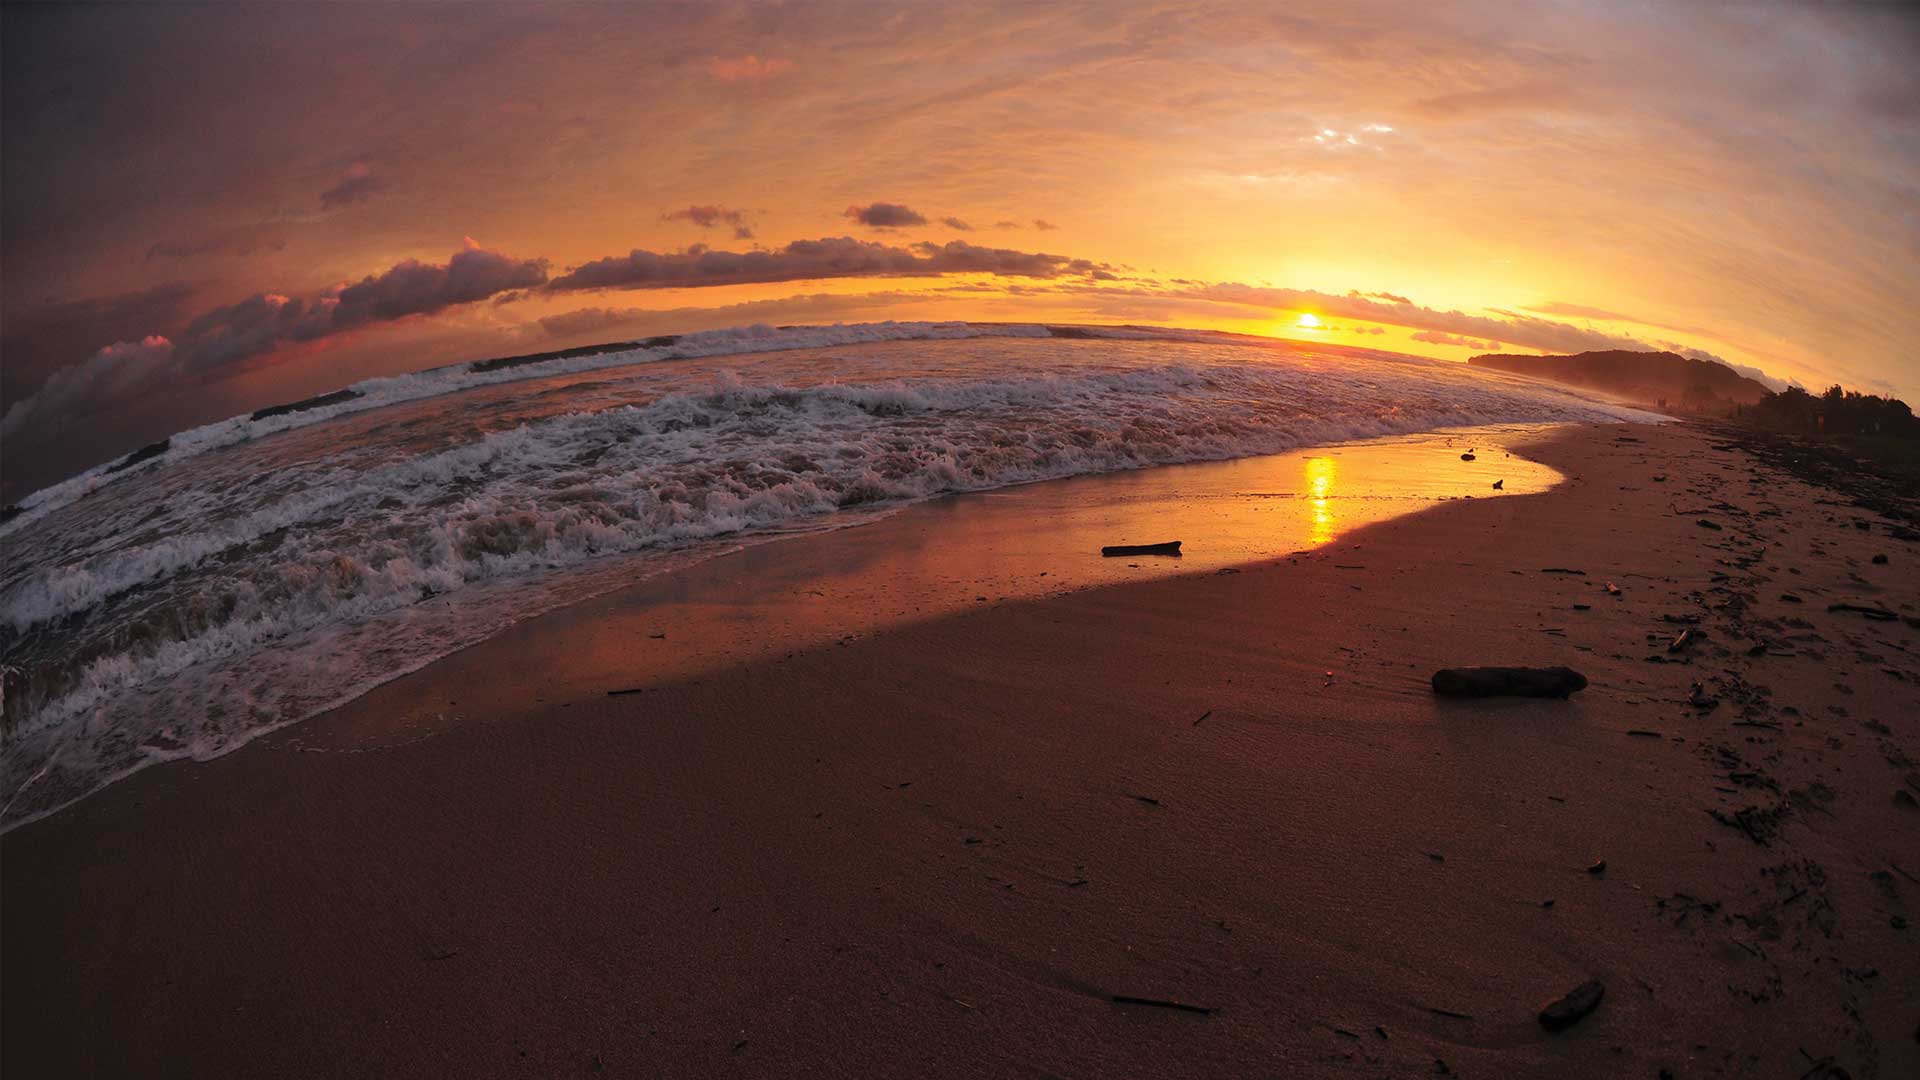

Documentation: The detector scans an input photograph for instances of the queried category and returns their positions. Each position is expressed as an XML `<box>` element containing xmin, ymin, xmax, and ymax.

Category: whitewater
<box><xmin>0</xmin><ymin>322</ymin><xmax>1657</xmax><ymax>826</ymax></box>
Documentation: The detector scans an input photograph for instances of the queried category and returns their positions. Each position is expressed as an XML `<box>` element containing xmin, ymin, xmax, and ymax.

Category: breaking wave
<box><xmin>0</xmin><ymin>325</ymin><xmax>1656</xmax><ymax>826</ymax></box>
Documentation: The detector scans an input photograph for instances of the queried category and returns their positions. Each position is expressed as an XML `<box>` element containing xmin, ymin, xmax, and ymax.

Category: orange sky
<box><xmin>4</xmin><ymin>1</ymin><xmax>1917</xmax><ymax>492</ymax></box>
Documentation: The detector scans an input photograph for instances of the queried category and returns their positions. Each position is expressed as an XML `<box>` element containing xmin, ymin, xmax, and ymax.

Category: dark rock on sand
<box><xmin>1871</xmin><ymin>553</ymin><xmax>1889</xmax><ymax>564</ymax></box>
<box><xmin>1538</xmin><ymin>979</ymin><xmax>1605</xmax><ymax>1031</ymax></box>
<box><xmin>1430</xmin><ymin>667</ymin><xmax>1588</xmax><ymax>698</ymax></box>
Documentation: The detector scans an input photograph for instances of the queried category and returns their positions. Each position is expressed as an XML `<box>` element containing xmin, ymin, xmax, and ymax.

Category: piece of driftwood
<box><xmin>1101</xmin><ymin>541</ymin><xmax>1181</xmax><ymax>557</ymax></box>
<box><xmin>1431</xmin><ymin>667</ymin><xmax>1588</xmax><ymax>698</ymax></box>
<box><xmin>1828</xmin><ymin>603</ymin><xmax>1896</xmax><ymax>621</ymax></box>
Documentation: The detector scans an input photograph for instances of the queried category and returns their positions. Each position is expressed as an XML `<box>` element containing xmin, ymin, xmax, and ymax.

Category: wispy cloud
<box><xmin>318</xmin><ymin>161</ymin><xmax>383</xmax><ymax>210</ymax></box>
<box><xmin>663</xmin><ymin>204</ymin><xmax>755</xmax><ymax>239</ymax></box>
<box><xmin>707</xmin><ymin>54</ymin><xmax>792</xmax><ymax>83</ymax></box>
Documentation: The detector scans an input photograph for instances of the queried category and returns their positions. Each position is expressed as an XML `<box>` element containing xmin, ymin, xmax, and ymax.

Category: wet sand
<box><xmin>4</xmin><ymin>421</ymin><xmax>1917</xmax><ymax>1078</ymax></box>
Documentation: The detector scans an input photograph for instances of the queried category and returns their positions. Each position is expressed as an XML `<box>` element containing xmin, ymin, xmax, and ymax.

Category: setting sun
<box><xmin>1295</xmin><ymin>312</ymin><xmax>1323</xmax><ymax>330</ymax></box>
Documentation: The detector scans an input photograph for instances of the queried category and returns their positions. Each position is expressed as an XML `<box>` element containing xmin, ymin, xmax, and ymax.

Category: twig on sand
<box><xmin>606</xmin><ymin>687</ymin><xmax>645</xmax><ymax>696</ymax></box>
<box><xmin>1112</xmin><ymin>995</ymin><xmax>1213</xmax><ymax>1015</ymax></box>
<box><xmin>1425</xmin><ymin>1006</ymin><xmax>1474</xmax><ymax>1021</ymax></box>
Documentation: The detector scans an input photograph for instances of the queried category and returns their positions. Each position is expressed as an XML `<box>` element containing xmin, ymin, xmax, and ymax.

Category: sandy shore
<box><xmin>4</xmin><ymin>421</ymin><xmax>1916</xmax><ymax>1078</ymax></box>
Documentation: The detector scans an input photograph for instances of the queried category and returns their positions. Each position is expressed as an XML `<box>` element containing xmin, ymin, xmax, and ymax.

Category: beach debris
<box><xmin>1687</xmin><ymin>682</ymin><xmax>1719</xmax><ymax>709</ymax></box>
<box><xmin>1588</xmin><ymin>859</ymin><xmax>1607</xmax><ymax>875</ymax></box>
<box><xmin>1748</xmin><ymin>642</ymin><xmax>1768</xmax><ymax>656</ymax></box>
<box><xmin>1653</xmin><ymin>474</ymin><xmax>1667</xmax><ymax>482</ymax></box>
<box><xmin>1709</xmin><ymin>804</ymin><xmax>1784</xmax><ymax>845</ymax></box>
<box><xmin>1605</xmin><ymin>582</ymin><xmax>1622</xmax><ymax>596</ymax></box>
<box><xmin>1871</xmin><ymin>553</ymin><xmax>1889</xmax><ymax>564</ymax></box>
<box><xmin>1192</xmin><ymin>710</ymin><xmax>1211</xmax><ymax>726</ymax></box>
<box><xmin>1697</xmin><ymin>518</ymin><xmax>1723</xmax><ymax>530</ymax></box>
<box><xmin>606</xmin><ymin>687</ymin><xmax>646</xmax><ymax>697</ymax></box>
<box><xmin>1827</xmin><ymin>603</ymin><xmax>1896</xmax><ymax>621</ymax></box>
<box><xmin>1460</xmin><ymin>452</ymin><xmax>1476</xmax><ymax>461</ymax></box>
<box><xmin>1492</xmin><ymin>479</ymin><xmax>1504</xmax><ymax>490</ymax></box>
<box><xmin>1627</xmin><ymin>729</ymin><xmax>1663</xmax><ymax>738</ymax></box>
<box><xmin>1132</xmin><ymin>794</ymin><xmax>1161</xmax><ymax>806</ymax></box>
<box><xmin>1537</xmin><ymin>980</ymin><xmax>1605</xmax><ymax>1031</ymax></box>
<box><xmin>1101</xmin><ymin>540</ymin><xmax>1181</xmax><ymax>557</ymax></box>
<box><xmin>1541</xmin><ymin>567</ymin><xmax>1586</xmax><ymax>575</ymax></box>
<box><xmin>1111</xmin><ymin>994</ymin><xmax>1213</xmax><ymax>1015</ymax></box>
<box><xmin>1430</xmin><ymin>666</ymin><xmax>1588</xmax><ymax>698</ymax></box>
<box><xmin>1425</xmin><ymin>1005</ymin><xmax>1474</xmax><ymax>1021</ymax></box>
<box><xmin>1781</xmin><ymin>592</ymin><xmax>1803</xmax><ymax>602</ymax></box>
<box><xmin>1669</xmin><ymin>628</ymin><xmax>1704</xmax><ymax>653</ymax></box>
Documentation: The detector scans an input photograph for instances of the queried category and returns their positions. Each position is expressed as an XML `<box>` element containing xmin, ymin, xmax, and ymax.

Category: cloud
<box><xmin>322</xmin><ymin>240</ymin><xmax>549</xmax><ymax>333</ymax></box>
<box><xmin>941</xmin><ymin>217</ymin><xmax>974</xmax><ymax>231</ymax></box>
<box><xmin>663</xmin><ymin>204</ymin><xmax>754</xmax><ymax>239</ymax></box>
<box><xmin>3</xmin><ymin>244</ymin><xmax>546</xmax><ymax>440</ymax></box>
<box><xmin>1409</xmin><ymin>330</ymin><xmax>1498</xmax><ymax>350</ymax></box>
<box><xmin>1188</xmin><ymin>283</ymin><xmax>1658</xmax><ymax>355</ymax></box>
<box><xmin>1</xmin><ymin>283</ymin><xmax>196</xmax><ymax>407</ymax></box>
<box><xmin>1032</xmin><ymin>219</ymin><xmax>1060</xmax><ymax>231</ymax></box>
<box><xmin>547</xmin><ymin>236</ymin><xmax>1117</xmax><ymax>291</ymax></box>
<box><xmin>1</xmin><ymin>336</ymin><xmax>176</xmax><ymax>442</ymax></box>
<box><xmin>1350</xmin><ymin>289</ymin><xmax>1412</xmax><ymax>305</ymax></box>
<box><xmin>993</xmin><ymin>221</ymin><xmax>1020</xmax><ymax>229</ymax></box>
<box><xmin>318</xmin><ymin>162</ymin><xmax>383</xmax><ymax>210</ymax></box>
<box><xmin>707</xmin><ymin>55</ymin><xmax>791</xmax><ymax>82</ymax></box>
<box><xmin>536</xmin><ymin>307</ymin><xmax>647</xmax><ymax>338</ymax></box>
<box><xmin>844</xmin><ymin>202</ymin><xmax>928</xmax><ymax>228</ymax></box>
<box><xmin>1525</xmin><ymin>300</ymin><xmax>1641</xmax><ymax>323</ymax></box>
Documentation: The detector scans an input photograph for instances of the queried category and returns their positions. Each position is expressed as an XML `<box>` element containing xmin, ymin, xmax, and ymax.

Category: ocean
<box><xmin>0</xmin><ymin>322</ymin><xmax>1653</xmax><ymax>825</ymax></box>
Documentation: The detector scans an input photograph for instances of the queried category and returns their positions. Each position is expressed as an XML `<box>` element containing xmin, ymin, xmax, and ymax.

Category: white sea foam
<box><xmin>0</xmin><ymin>328</ymin><xmax>1659</xmax><ymax>826</ymax></box>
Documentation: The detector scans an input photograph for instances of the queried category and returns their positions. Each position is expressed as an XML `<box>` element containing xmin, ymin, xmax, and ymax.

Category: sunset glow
<box><xmin>4</xmin><ymin>2</ymin><xmax>1917</xmax><ymax>500</ymax></box>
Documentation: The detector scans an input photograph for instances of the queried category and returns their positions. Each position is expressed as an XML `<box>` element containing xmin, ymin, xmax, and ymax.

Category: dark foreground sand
<box><xmin>5</xmin><ymin>422</ymin><xmax>1917</xmax><ymax>1078</ymax></box>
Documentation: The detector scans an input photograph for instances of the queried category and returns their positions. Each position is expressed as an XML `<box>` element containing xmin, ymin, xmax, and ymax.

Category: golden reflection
<box><xmin>1305</xmin><ymin>455</ymin><xmax>1337</xmax><ymax>544</ymax></box>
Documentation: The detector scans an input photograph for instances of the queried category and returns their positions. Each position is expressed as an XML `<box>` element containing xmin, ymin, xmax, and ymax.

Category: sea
<box><xmin>0</xmin><ymin>322</ymin><xmax>1656</xmax><ymax>826</ymax></box>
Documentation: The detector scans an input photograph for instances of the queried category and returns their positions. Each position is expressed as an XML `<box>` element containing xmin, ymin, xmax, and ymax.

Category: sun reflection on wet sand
<box><xmin>522</xmin><ymin>424</ymin><xmax>1571</xmax><ymax>697</ymax></box>
<box><xmin>1305</xmin><ymin>455</ymin><xmax>1337</xmax><ymax>546</ymax></box>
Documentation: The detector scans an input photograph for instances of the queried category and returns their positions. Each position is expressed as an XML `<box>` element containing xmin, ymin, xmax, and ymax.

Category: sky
<box><xmin>3</xmin><ymin>1</ymin><xmax>1917</xmax><ymax>498</ymax></box>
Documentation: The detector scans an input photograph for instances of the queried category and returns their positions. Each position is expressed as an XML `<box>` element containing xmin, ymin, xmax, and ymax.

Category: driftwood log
<box><xmin>1431</xmin><ymin>666</ymin><xmax>1588</xmax><ymax>698</ymax></box>
<box><xmin>1101</xmin><ymin>541</ymin><xmax>1182</xmax><ymax>557</ymax></box>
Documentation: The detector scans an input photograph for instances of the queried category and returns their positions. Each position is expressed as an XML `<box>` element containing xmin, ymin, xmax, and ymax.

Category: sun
<box><xmin>1294</xmin><ymin>312</ymin><xmax>1323</xmax><ymax>329</ymax></box>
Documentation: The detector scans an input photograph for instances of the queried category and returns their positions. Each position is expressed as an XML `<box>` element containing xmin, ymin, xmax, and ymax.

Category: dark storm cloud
<box><xmin>843</xmin><ymin>202</ymin><xmax>928</xmax><ymax>228</ymax></box>
<box><xmin>1</xmin><ymin>245</ymin><xmax>547</xmax><ymax>441</ymax></box>
<box><xmin>324</xmin><ymin>244</ymin><xmax>549</xmax><ymax>332</ymax></box>
<box><xmin>0</xmin><ymin>282</ymin><xmax>197</xmax><ymax>407</ymax></box>
<box><xmin>547</xmin><ymin>236</ymin><xmax>1117</xmax><ymax>291</ymax></box>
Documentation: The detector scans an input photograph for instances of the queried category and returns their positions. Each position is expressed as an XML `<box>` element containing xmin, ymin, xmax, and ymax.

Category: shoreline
<box><xmin>4</xmin><ymin>421</ymin><xmax>1916</xmax><ymax>1077</ymax></box>
<box><xmin>0</xmin><ymin>421</ymin><xmax>1567</xmax><ymax>830</ymax></box>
